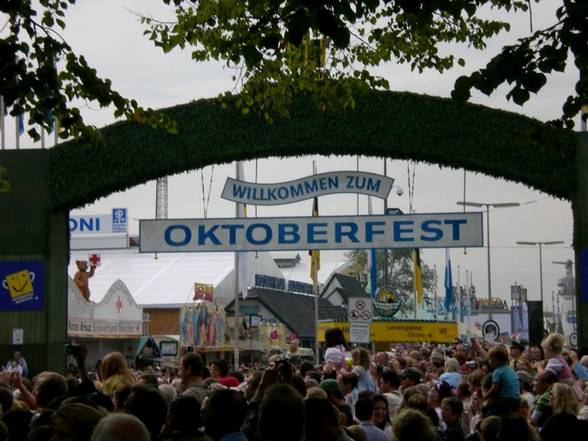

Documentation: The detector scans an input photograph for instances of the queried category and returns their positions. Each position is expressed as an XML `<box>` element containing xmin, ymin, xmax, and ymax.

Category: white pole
<box><xmin>233</xmin><ymin>162</ymin><xmax>240</xmax><ymax>371</ymax></box>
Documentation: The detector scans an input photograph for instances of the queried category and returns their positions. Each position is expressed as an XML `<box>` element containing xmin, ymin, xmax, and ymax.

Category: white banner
<box><xmin>139</xmin><ymin>212</ymin><xmax>483</xmax><ymax>253</ymax></box>
<box><xmin>350</xmin><ymin>322</ymin><xmax>371</xmax><ymax>344</ymax></box>
<box><xmin>221</xmin><ymin>171</ymin><xmax>395</xmax><ymax>205</ymax></box>
<box><xmin>70</xmin><ymin>208</ymin><xmax>128</xmax><ymax>236</ymax></box>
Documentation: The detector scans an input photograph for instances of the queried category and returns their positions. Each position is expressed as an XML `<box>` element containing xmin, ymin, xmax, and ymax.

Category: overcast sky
<box><xmin>3</xmin><ymin>1</ymin><xmax>579</xmax><ymax>311</ymax></box>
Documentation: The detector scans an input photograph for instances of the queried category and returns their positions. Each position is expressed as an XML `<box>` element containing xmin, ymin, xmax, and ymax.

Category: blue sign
<box><xmin>0</xmin><ymin>261</ymin><xmax>44</xmax><ymax>311</ymax></box>
<box><xmin>140</xmin><ymin>212</ymin><xmax>484</xmax><ymax>253</ymax></box>
<box><xmin>112</xmin><ymin>208</ymin><xmax>127</xmax><ymax>233</ymax></box>
<box><xmin>255</xmin><ymin>274</ymin><xmax>286</xmax><ymax>291</ymax></box>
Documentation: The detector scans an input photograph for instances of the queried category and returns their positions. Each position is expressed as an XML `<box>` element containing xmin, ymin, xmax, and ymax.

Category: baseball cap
<box><xmin>510</xmin><ymin>341</ymin><xmax>526</xmax><ymax>352</ymax></box>
<box><xmin>399</xmin><ymin>367</ymin><xmax>422</xmax><ymax>383</ymax></box>
<box><xmin>320</xmin><ymin>379</ymin><xmax>343</xmax><ymax>396</ymax></box>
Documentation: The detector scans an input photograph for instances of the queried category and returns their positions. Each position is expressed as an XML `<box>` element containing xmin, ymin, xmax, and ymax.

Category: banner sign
<box><xmin>221</xmin><ymin>171</ymin><xmax>395</xmax><ymax>205</ymax></box>
<box><xmin>70</xmin><ymin>208</ymin><xmax>127</xmax><ymax>236</ymax></box>
<box><xmin>140</xmin><ymin>212</ymin><xmax>483</xmax><ymax>253</ymax></box>
<box><xmin>0</xmin><ymin>260</ymin><xmax>44</xmax><ymax>311</ymax></box>
<box><xmin>194</xmin><ymin>283</ymin><xmax>214</xmax><ymax>301</ymax></box>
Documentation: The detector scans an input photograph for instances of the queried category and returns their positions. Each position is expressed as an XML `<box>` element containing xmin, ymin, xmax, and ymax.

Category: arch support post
<box><xmin>575</xmin><ymin>132</ymin><xmax>588</xmax><ymax>348</ymax></box>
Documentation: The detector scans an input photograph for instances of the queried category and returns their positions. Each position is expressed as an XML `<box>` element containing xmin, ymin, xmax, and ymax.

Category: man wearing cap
<box><xmin>399</xmin><ymin>367</ymin><xmax>422</xmax><ymax>390</ymax></box>
<box><xmin>509</xmin><ymin>341</ymin><xmax>532</xmax><ymax>373</ymax></box>
<box><xmin>320</xmin><ymin>379</ymin><xmax>353</xmax><ymax>426</ymax></box>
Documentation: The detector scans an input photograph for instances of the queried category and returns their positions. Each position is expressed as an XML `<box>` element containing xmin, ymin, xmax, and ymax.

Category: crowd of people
<box><xmin>0</xmin><ymin>330</ymin><xmax>587</xmax><ymax>441</ymax></box>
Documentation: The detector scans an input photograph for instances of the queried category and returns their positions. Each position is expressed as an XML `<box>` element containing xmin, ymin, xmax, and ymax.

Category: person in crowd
<box><xmin>569</xmin><ymin>352</ymin><xmax>588</xmax><ymax>381</ymax></box>
<box><xmin>113</xmin><ymin>385</ymin><xmax>132</xmax><ymax>413</ymax></box>
<box><xmin>531</xmin><ymin>370</ymin><xmax>557</xmax><ymax>428</ymax></box>
<box><xmin>158</xmin><ymin>384</ymin><xmax>177</xmax><ymax>409</ymax></box>
<box><xmin>439</xmin><ymin>358</ymin><xmax>462</xmax><ymax>390</ymax></box>
<box><xmin>539</xmin><ymin>333</ymin><xmax>573</xmax><ymax>381</ymax></box>
<box><xmin>124</xmin><ymin>385</ymin><xmax>168</xmax><ymax>441</ymax></box>
<box><xmin>351</xmin><ymin>348</ymin><xmax>377</xmax><ymax>394</ymax></box>
<box><xmin>243</xmin><ymin>370</ymin><xmax>263</xmax><ymax>403</ymax></box>
<box><xmin>496</xmin><ymin>415</ymin><xmax>534</xmax><ymax>441</ymax></box>
<box><xmin>517</xmin><ymin>371</ymin><xmax>535</xmax><ymax>412</ymax></box>
<box><xmin>100</xmin><ymin>352</ymin><xmax>136</xmax><ymax>400</ymax></box>
<box><xmin>258</xmin><ymin>384</ymin><xmax>304</xmax><ymax>441</ymax></box>
<box><xmin>578</xmin><ymin>387</ymin><xmax>588</xmax><ymax>420</ymax></box>
<box><xmin>91</xmin><ymin>413</ymin><xmax>150</xmax><ymax>441</ymax></box>
<box><xmin>467</xmin><ymin>390</ymin><xmax>483</xmax><ymax>435</ymax></box>
<box><xmin>371</xmin><ymin>394</ymin><xmax>392</xmax><ymax>440</ymax></box>
<box><xmin>323</xmin><ymin>328</ymin><xmax>348</xmax><ymax>376</ymax></box>
<box><xmin>339</xmin><ymin>371</ymin><xmax>359</xmax><ymax>412</ymax></box>
<box><xmin>304</xmin><ymin>396</ymin><xmax>354</xmax><ymax>441</ymax></box>
<box><xmin>399</xmin><ymin>367</ymin><xmax>422</xmax><ymax>390</ymax></box>
<box><xmin>539</xmin><ymin>382</ymin><xmax>581</xmax><ymax>441</ymax></box>
<box><xmin>180</xmin><ymin>353</ymin><xmax>208</xmax><ymax>405</ymax></box>
<box><xmin>391</xmin><ymin>408</ymin><xmax>437</xmax><ymax>441</ymax></box>
<box><xmin>509</xmin><ymin>341</ymin><xmax>532</xmax><ymax>373</ymax></box>
<box><xmin>441</xmin><ymin>397</ymin><xmax>466</xmax><ymax>441</ymax></box>
<box><xmin>50</xmin><ymin>402</ymin><xmax>107</xmax><ymax>441</ymax></box>
<box><xmin>482</xmin><ymin>345</ymin><xmax>520</xmax><ymax>416</ymax></box>
<box><xmin>209</xmin><ymin>359</ymin><xmax>239</xmax><ymax>388</ymax></box>
<box><xmin>353</xmin><ymin>396</ymin><xmax>389</xmax><ymax>441</ymax></box>
<box><xmin>320</xmin><ymin>379</ymin><xmax>353</xmax><ymax>426</ymax></box>
<box><xmin>378</xmin><ymin>369</ymin><xmax>401</xmax><ymax>417</ymax></box>
<box><xmin>527</xmin><ymin>346</ymin><xmax>543</xmax><ymax>364</ymax></box>
<box><xmin>161</xmin><ymin>395</ymin><xmax>211</xmax><ymax>441</ymax></box>
<box><xmin>4</xmin><ymin>353</ymin><xmax>28</xmax><ymax>378</ymax></box>
<box><xmin>427</xmin><ymin>380</ymin><xmax>452</xmax><ymax>431</ymax></box>
<box><xmin>478</xmin><ymin>415</ymin><xmax>500</xmax><ymax>441</ymax></box>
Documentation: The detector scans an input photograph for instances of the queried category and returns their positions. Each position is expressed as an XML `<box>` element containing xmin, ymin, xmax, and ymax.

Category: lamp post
<box><xmin>457</xmin><ymin>201</ymin><xmax>520</xmax><ymax>319</ymax></box>
<box><xmin>553</xmin><ymin>259</ymin><xmax>576</xmax><ymax>335</ymax></box>
<box><xmin>516</xmin><ymin>241</ymin><xmax>565</xmax><ymax>330</ymax></box>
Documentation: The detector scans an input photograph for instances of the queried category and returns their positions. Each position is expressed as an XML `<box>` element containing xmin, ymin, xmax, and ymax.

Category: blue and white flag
<box><xmin>444</xmin><ymin>248</ymin><xmax>453</xmax><ymax>311</ymax></box>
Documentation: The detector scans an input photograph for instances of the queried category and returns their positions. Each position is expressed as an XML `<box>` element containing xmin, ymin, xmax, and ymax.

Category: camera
<box><xmin>65</xmin><ymin>343</ymin><xmax>81</xmax><ymax>356</ymax></box>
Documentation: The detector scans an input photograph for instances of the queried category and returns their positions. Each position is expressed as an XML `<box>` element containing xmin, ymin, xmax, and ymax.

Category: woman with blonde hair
<box><xmin>100</xmin><ymin>352</ymin><xmax>136</xmax><ymax>399</ymax></box>
<box><xmin>540</xmin><ymin>383</ymin><xmax>580</xmax><ymax>441</ymax></box>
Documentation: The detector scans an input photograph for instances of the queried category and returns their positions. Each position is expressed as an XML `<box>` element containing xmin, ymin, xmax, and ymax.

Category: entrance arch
<box><xmin>49</xmin><ymin>90</ymin><xmax>576</xmax><ymax>212</ymax></box>
<box><xmin>0</xmin><ymin>90</ymin><xmax>583</xmax><ymax>374</ymax></box>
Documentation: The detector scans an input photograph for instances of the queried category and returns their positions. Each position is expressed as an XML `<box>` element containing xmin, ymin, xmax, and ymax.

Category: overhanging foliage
<box><xmin>48</xmin><ymin>90</ymin><xmax>577</xmax><ymax>212</ymax></box>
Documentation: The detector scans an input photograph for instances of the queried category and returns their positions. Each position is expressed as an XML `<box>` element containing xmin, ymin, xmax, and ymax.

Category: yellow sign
<box><xmin>318</xmin><ymin>320</ymin><xmax>458</xmax><ymax>344</ymax></box>
<box><xmin>4</xmin><ymin>270</ymin><xmax>35</xmax><ymax>303</ymax></box>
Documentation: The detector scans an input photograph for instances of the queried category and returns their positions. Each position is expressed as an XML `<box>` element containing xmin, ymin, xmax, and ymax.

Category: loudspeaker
<box><xmin>527</xmin><ymin>301</ymin><xmax>544</xmax><ymax>346</ymax></box>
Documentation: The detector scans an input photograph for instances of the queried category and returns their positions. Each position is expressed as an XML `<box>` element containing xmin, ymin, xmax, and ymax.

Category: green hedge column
<box><xmin>576</xmin><ymin>132</ymin><xmax>588</xmax><ymax>348</ymax></box>
<box><xmin>0</xmin><ymin>150</ymin><xmax>68</xmax><ymax>375</ymax></box>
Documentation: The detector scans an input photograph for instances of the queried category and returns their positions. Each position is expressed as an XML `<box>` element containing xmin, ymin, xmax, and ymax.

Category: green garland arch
<box><xmin>49</xmin><ymin>90</ymin><xmax>577</xmax><ymax>212</ymax></box>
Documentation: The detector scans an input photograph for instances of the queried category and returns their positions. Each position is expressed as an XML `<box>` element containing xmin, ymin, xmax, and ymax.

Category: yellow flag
<box><xmin>413</xmin><ymin>249</ymin><xmax>423</xmax><ymax>305</ymax></box>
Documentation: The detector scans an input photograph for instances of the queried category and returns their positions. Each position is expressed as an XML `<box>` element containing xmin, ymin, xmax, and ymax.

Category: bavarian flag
<box><xmin>413</xmin><ymin>248</ymin><xmax>423</xmax><ymax>305</ymax></box>
<box><xmin>309</xmin><ymin>196</ymin><xmax>320</xmax><ymax>283</ymax></box>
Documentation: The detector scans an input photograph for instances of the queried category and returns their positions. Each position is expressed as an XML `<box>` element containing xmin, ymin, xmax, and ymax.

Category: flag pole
<box><xmin>233</xmin><ymin>161</ymin><xmax>241</xmax><ymax>372</ymax></box>
<box><xmin>311</xmin><ymin>161</ymin><xmax>320</xmax><ymax>364</ymax></box>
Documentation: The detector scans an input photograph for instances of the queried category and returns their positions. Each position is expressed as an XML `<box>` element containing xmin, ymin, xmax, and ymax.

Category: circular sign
<box><xmin>374</xmin><ymin>287</ymin><xmax>401</xmax><ymax>317</ymax></box>
<box><xmin>482</xmin><ymin>319</ymin><xmax>500</xmax><ymax>341</ymax></box>
<box><xmin>355</xmin><ymin>299</ymin><xmax>366</xmax><ymax>310</ymax></box>
<box><xmin>569</xmin><ymin>333</ymin><xmax>577</xmax><ymax>347</ymax></box>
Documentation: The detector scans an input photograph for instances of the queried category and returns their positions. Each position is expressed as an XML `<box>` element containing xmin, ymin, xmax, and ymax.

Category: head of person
<box><xmin>488</xmin><ymin>345</ymin><xmax>509</xmax><ymax>368</ymax></box>
<box><xmin>542</xmin><ymin>333</ymin><xmax>564</xmax><ymax>358</ymax></box>
<box><xmin>528</xmin><ymin>345</ymin><xmax>543</xmax><ymax>361</ymax></box>
<box><xmin>338</xmin><ymin>372</ymin><xmax>358</xmax><ymax>395</ymax></box>
<box><xmin>180</xmin><ymin>352</ymin><xmax>204</xmax><ymax>383</ymax></box>
<box><xmin>304</xmin><ymin>396</ymin><xmax>341</xmax><ymax>441</ymax></box>
<box><xmin>480</xmin><ymin>415</ymin><xmax>501</xmax><ymax>441</ymax></box>
<box><xmin>470</xmin><ymin>390</ymin><xmax>482</xmax><ymax>413</ymax></box>
<box><xmin>91</xmin><ymin>413</ymin><xmax>150</xmax><ymax>441</ymax></box>
<box><xmin>0</xmin><ymin>386</ymin><xmax>14</xmax><ymax>414</ymax></box>
<box><xmin>288</xmin><ymin>338</ymin><xmax>299</xmax><ymax>354</ymax></box>
<box><xmin>202</xmin><ymin>389</ymin><xmax>247</xmax><ymax>441</ymax></box>
<box><xmin>158</xmin><ymin>384</ymin><xmax>177</xmax><ymax>409</ymax></box>
<box><xmin>324</xmin><ymin>328</ymin><xmax>345</xmax><ymax>349</ymax></box>
<box><xmin>75</xmin><ymin>260</ymin><xmax>87</xmax><ymax>271</ymax></box>
<box><xmin>166</xmin><ymin>395</ymin><xmax>203</xmax><ymax>435</ymax></box>
<box><xmin>372</xmin><ymin>394</ymin><xmax>390</xmax><ymax>428</ymax></box>
<box><xmin>374</xmin><ymin>352</ymin><xmax>389</xmax><ymax>367</ymax></box>
<box><xmin>392</xmin><ymin>408</ymin><xmax>436</xmax><ymax>441</ymax></box>
<box><xmin>379</xmin><ymin>369</ymin><xmax>400</xmax><ymax>393</ymax></box>
<box><xmin>35</xmin><ymin>372</ymin><xmax>68</xmax><ymax>409</ymax></box>
<box><xmin>51</xmin><ymin>402</ymin><xmax>106</xmax><ymax>441</ymax></box>
<box><xmin>444</xmin><ymin>357</ymin><xmax>459</xmax><ymax>373</ymax></box>
<box><xmin>258</xmin><ymin>384</ymin><xmax>304</xmax><ymax>441</ymax></box>
<box><xmin>244</xmin><ymin>369</ymin><xmax>263</xmax><ymax>402</ymax></box>
<box><xmin>351</xmin><ymin>348</ymin><xmax>371</xmax><ymax>370</ymax></box>
<box><xmin>497</xmin><ymin>415</ymin><xmax>530</xmax><ymax>441</ymax></box>
<box><xmin>440</xmin><ymin>397</ymin><xmax>463</xmax><ymax>426</ymax></box>
<box><xmin>1</xmin><ymin>409</ymin><xmax>33</xmax><ymax>441</ymax></box>
<box><xmin>399</xmin><ymin>367</ymin><xmax>422</xmax><ymax>389</ymax></box>
<box><xmin>100</xmin><ymin>352</ymin><xmax>132</xmax><ymax>382</ymax></box>
<box><xmin>319</xmin><ymin>379</ymin><xmax>344</xmax><ymax>404</ymax></box>
<box><xmin>355</xmin><ymin>396</ymin><xmax>375</xmax><ymax>422</ymax></box>
<box><xmin>124</xmin><ymin>385</ymin><xmax>168</xmax><ymax>441</ymax></box>
<box><xmin>209</xmin><ymin>359</ymin><xmax>229</xmax><ymax>378</ymax></box>
<box><xmin>550</xmin><ymin>382</ymin><xmax>578</xmax><ymax>415</ymax></box>
<box><xmin>533</xmin><ymin>370</ymin><xmax>557</xmax><ymax>395</ymax></box>
<box><xmin>510</xmin><ymin>341</ymin><xmax>526</xmax><ymax>358</ymax></box>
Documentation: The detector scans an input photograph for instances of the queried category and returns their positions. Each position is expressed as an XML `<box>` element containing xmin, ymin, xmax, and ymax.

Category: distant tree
<box><xmin>344</xmin><ymin>248</ymin><xmax>437</xmax><ymax>317</ymax></box>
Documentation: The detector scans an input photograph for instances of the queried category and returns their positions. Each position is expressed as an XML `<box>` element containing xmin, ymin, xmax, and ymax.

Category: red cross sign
<box><xmin>88</xmin><ymin>254</ymin><xmax>101</xmax><ymax>267</ymax></box>
<box><xmin>116</xmin><ymin>295</ymin><xmax>123</xmax><ymax>313</ymax></box>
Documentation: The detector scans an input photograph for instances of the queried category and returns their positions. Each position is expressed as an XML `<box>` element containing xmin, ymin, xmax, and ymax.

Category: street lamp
<box><xmin>516</xmin><ymin>241</ymin><xmax>565</xmax><ymax>329</ymax></box>
<box><xmin>457</xmin><ymin>201</ymin><xmax>520</xmax><ymax>319</ymax></box>
<box><xmin>553</xmin><ymin>259</ymin><xmax>576</xmax><ymax>334</ymax></box>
